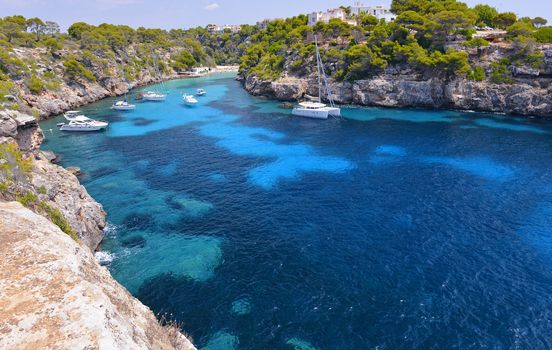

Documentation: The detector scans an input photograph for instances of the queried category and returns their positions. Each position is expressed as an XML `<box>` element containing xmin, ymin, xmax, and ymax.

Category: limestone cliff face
<box><xmin>11</xmin><ymin>47</ymin><xmax>178</xmax><ymax>118</ymax></box>
<box><xmin>0</xmin><ymin>109</ymin><xmax>105</xmax><ymax>250</ymax></box>
<box><xmin>240</xmin><ymin>73</ymin><xmax>552</xmax><ymax>117</ymax></box>
<box><xmin>239</xmin><ymin>45</ymin><xmax>552</xmax><ymax>118</ymax></box>
<box><xmin>0</xmin><ymin>201</ymin><xmax>195</xmax><ymax>350</ymax></box>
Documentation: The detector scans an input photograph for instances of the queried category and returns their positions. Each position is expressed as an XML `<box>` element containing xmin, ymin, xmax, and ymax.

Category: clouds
<box><xmin>204</xmin><ymin>3</ymin><xmax>220</xmax><ymax>11</ymax></box>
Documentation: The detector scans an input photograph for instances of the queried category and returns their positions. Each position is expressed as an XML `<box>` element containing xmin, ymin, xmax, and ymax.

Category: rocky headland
<box><xmin>239</xmin><ymin>44</ymin><xmax>552</xmax><ymax>118</ymax></box>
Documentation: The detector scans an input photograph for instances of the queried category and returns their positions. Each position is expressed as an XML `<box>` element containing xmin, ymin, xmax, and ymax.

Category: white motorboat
<box><xmin>59</xmin><ymin>115</ymin><xmax>108</xmax><ymax>132</ymax></box>
<box><xmin>183</xmin><ymin>94</ymin><xmax>198</xmax><ymax>106</ymax></box>
<box><xmin>196</xmin><ymin>88</ymin><xmax>207</xmax><ymax>96</ymax></box>
<box><xmin>292</xmin><ymin>35</ymin><xmax>340</xmax><ymax>119</ymax></box>
<box><xmin>142</xmin><ymin>91</ymin><xmax>166</xmax><ymax>101</ymax></box>
<box><xmin>112</xmin><ymin>100</ymin><xmax>136</xmax><ymax>110</ymax></box>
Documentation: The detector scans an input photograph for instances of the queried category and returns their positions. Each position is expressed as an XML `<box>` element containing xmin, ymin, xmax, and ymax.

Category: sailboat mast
<box><xmin>314</xmin><ymin>35</ymin><xmax>322</xmax><ymax>103</ymax></box>
<box><xmin>121</xmin><ymin>58</ymin><xmax>128</xmax><ymax>101</ymax></box>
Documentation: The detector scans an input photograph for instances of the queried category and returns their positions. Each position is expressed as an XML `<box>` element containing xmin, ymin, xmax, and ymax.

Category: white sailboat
<box><xmin>143</xmin><ymin>52</ymin><xmax>167</xmax><ymax>101</ymax></box>
<box><xmin>292</xmin><ymin>35</ymin><xmax>341</xmax><ymax>119</ymax></box>
<box><xmin>112</xmin><ymin>59</ymin><xmax>136</xmax><ymax>110</ymax></box>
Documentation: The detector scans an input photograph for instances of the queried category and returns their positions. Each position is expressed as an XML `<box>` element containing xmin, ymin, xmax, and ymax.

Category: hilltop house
<box><xmin>308</xmin><ymin>8</ymin><xmax>357</xmax><ymax>26</ymax></box>
<box><xmin>307</xmin><ymin>3</ymin><xmax>396</xmax><ymax>26</ymax></box>
<box><xmin>350</xmin><ymin>2</ymin><xmax>396</xmax><ymax>21</ymax></box>
<box><xmin>207</xmin><ymin>24</ymin><xmax>242</xmax><ymax>34</ymax></box>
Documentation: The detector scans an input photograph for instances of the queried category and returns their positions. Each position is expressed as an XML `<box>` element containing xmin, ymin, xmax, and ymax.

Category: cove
<box><xmin>41</xmin><ymin>74</ymin><xmax>552</xmax><ymax>349</ymax></box>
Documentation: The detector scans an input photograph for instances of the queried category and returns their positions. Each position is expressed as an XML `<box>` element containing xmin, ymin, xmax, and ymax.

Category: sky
<box><xmin>0</xmin><ymin>0</ymin><xmax>550</xmax><ymax>31</ymax></box>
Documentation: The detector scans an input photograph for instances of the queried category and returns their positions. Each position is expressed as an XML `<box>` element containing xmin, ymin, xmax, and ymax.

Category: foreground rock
<box><xmin>0</xmin><ymin>202</ymin><xmax>195</xmax><ymax>350</ymax></box>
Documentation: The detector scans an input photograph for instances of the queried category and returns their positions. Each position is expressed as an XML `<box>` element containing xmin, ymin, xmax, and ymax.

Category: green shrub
<box><xmin>16</xmin><ymin>191</ymin><xmax>37</xmax><ymax>207</ymax></box>
<box><xmin>463</xmin><ymin>37</ymin><xmax>489</xmax><ymax>49</ymax></box>
<box><xmin>27</xmin><ymin>74</ymin><xmax>45</xmax><ymax>94</ymax></box>
<box><xmin>42</xmin><ymin>37</ymin><xmax>62</xmax><ymax>52</ymax></box>
<box><xmin>0</xmin><ymin>143</ymin><xmax>32</xmax><ymax>185</ymax></box>
<box><xmin>490</xmin><ymin>61</ymin><xmax>513</xmax><ymax>84</ymax></box>
<box><xmin>468</xmin><ymin>66</ymin><xmax>486</xmax><ymax>81</ymax></box>
<box><xmin>0</xmin><ymin>80</ymin><xmax>14</xmax><ymax>101</ymax></box>
<box><xmin>533</xmin><ymin>26</ymin><xmax>552</xmax><ymax>43</ymax></box>
<box><xmin>63</xmin><ymin>57</ymin><xmax>96</xmax><ymax>82</ymax></box>
<box><xmin>38</xmin><ymin>200</ymin><xmax>79</xmax><ymax>241</ymax></box>
<box><xmin>171</xmin><ymin>50</ymin><xmax>197</xmax><ymax>71</ymax></box>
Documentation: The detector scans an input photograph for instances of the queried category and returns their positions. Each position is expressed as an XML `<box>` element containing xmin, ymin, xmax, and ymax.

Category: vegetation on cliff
<box><xmin>239</xmin><ymin>0</ymin><xmax>550</xmax><ymax>84</ymax></box>
<box><xmin>0</xmin><ymin>15</ymin><xmax>261</xmax><ymax>112</ymax></box>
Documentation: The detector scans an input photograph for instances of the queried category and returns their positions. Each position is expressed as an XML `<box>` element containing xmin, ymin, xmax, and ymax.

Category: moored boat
<box><xmin>112</xmin><ymin>100</ymin><xmax>136</xmax><ymax>110</ymax></box>
<box><xmin>196</xmin><ymin>88</ymin><xmax>207</xmax><ymax>96</ymax></box>
<box><xmin>292</xmin><ymin>35</ymin><xmax>341</xmax><ymax>119</ymax></box>
<box><xmin>183</xmin><ymin>94</ymin><xmax>198</xmax><ymax>106</ymax></box>
<box><xmin>142</xmin><ymin>91</ymin><xmax>166</xmax><ymax>101</ymax></box>
<box><xmin>59</xmin><ymin>115</ymin><xmax>109</xmax><ymax>132</ymax></box>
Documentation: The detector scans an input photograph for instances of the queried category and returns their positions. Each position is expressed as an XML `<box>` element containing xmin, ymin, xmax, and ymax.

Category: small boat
<box><xmin>59</xmin><ymin>115</ymin><xmax>108</xmax><ymax>132</ymax></box>
<box><xmin>196</xmin><ymin>88</ymin><xmax>207</xmax><ymax>96</ymax></box>
<box><xmin>112</xmin><ymin>100</ymin><xmax>136</xmax><ymax>111</ymax></box>
<box><xmin>183</xmin><ymin>94</ymin><xmax>198</xmax><ymax>106</ymax></box>
<box><xmin>292</xmin><ymin>35</ymin><xmax>340</xmax><ymax>119</ymax></box>
<box><xmin>142</xmin><ymin>91</ymin><xmax>166</xmax><ymax>101</ymax></box>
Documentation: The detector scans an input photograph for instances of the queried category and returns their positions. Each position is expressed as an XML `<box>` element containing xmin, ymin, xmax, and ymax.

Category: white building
<box><xmin>350</xmin><ymin>2</ymin><xmax>396</xmax><ymax>22</ymax></box>
<box><xmin>207</xmin><ymin>24</ymin><xmax>242</xmax><ymax>34</ymax></box>
<box><xmin>308</xmin><ymin>8</ymin><xmax>347</xmax><ymax>26</ymax></box>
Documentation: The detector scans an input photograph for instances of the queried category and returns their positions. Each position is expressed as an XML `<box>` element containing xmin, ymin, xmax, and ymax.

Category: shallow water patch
<box><xmin>199</xmin><ymin>120</ymin><xmax>353</xmax><ymax>189</ymax></box>
<box><xmin>370</xmin><ymin>145</ymin><xmax>407</xmax><ymax>164</ymax></box>
<box><xmin>286</xmin><ymin>337</ymin><xmax>318</xmax><ymax>350</ymax></box>
<box><xmin>111</xmin><ymin>233</ymin><xmax>223</xmax><ymax>293</ymax></box>
<box><xmin>201</xmin><ymin>331</ymin><xmax>239</xmax><ymax>350</ymax></box>
<box><xmin>419</xmin><ymin>155</ymin><xmax>515</xmax><ymax>181</ymax></box>
<box><xmin>473</xmin><ymin>118</ymin><xmax>548</xmax><ymax>134</ymax></box>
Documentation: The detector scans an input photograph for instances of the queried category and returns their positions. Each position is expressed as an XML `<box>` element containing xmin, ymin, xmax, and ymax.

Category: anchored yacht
<box><xmin>59</xmin><ymin>115</ymin><xmax>108</xmax><ymax>132</ymax></box>
<box><xmin>292</xmin><ymin>35</ymin><xmax>341</xmax><ymax>119</ymax></box>
<box><xmin>112</xmin><ymin>100</ymin><xmax>136</xmax><ymax>110</ymax></box>
<box><xmin>183</xmin><ymin>94</ymin><xmax>198</xmax><ymax>106</ymax></box>
<box><xmin>142</xmin><ymin>91</ymin><xmax>166</xmax><ymax>101</ymax></box>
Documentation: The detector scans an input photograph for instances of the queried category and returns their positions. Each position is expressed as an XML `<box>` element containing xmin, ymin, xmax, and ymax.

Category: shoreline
<box><xmin>239</xmin><ymin>74</ymin><xmax>552</xmax><ymax>119</ymax></box>
<box><xmin>37</xmin><ymin>67</ymin><xmax>239</xmax><ymax>121</ymax></box>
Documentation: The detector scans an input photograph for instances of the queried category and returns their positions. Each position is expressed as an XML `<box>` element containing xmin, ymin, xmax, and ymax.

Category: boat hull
<box><xmin>143</xmin><ymin>96</ymin><xmax>166</xmax><ymax>101</ymax></box>
<box><xmin>112</xmin><ymin>105</ymin><xmax>136</xmax><ymax>111</ymax></box>
<box><xmin>325</xmin><ymin>107</ymin><xmax>341</xmax><ymax>117</ymax></box>
<box><xmin>292</xmin><ymin>107</ymin><xmax>329</xmax><ymax>119</ymax></box>
<box><xmin>60</xmin><ymin>125</ymin><xmax>107</xmax><ymax>132</ymax></box>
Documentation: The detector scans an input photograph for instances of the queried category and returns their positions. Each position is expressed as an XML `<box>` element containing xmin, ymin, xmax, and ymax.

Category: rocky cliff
<box><xmin>9</xmin><ymin>47</ymin><xmax>178</xmax><ymax>118</ymax></box>
<box><xmin>0</xmin><ymin>109</ymin><xmax>105</xmax><ymax>250</ymax></box>
<box><xmin>0</xmin><ymin>201</ymin><xmax>195</xmax><ymax>350</ymax></box>
<box><xmin>239</xmin><ymin>45</ymin><xmax>552</xmax><ymax>118</ymax></box>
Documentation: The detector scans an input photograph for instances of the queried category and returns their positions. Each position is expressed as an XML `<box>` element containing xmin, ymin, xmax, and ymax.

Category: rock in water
<box><xmin>0</xmin><ymin>202</ymin><xmax>196</xmax><ymax>350</ymax></box>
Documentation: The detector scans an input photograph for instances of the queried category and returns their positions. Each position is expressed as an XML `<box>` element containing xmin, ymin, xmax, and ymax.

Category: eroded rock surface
<box><xmin>0</xmin><ymin>201</ymin><xmax>195</xmax><ymax>350</ymax></box>
<box><xmin>0</xmin><ymin>110</ymin><xmax>105</xmax><ymax>250</ymax></box>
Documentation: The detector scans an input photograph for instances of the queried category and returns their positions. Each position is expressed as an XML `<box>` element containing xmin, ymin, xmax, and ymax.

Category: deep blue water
<box><xmin>40</xmin><ymin>74</ymin><xmax>552</xmax><ymax>350</ymax></box>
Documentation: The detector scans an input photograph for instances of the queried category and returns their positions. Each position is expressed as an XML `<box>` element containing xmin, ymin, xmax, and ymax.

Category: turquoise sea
<box><xmin>41</xmin><ymin>73</ymin><xmax>552</xmax><ymax>349</ymax></box>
